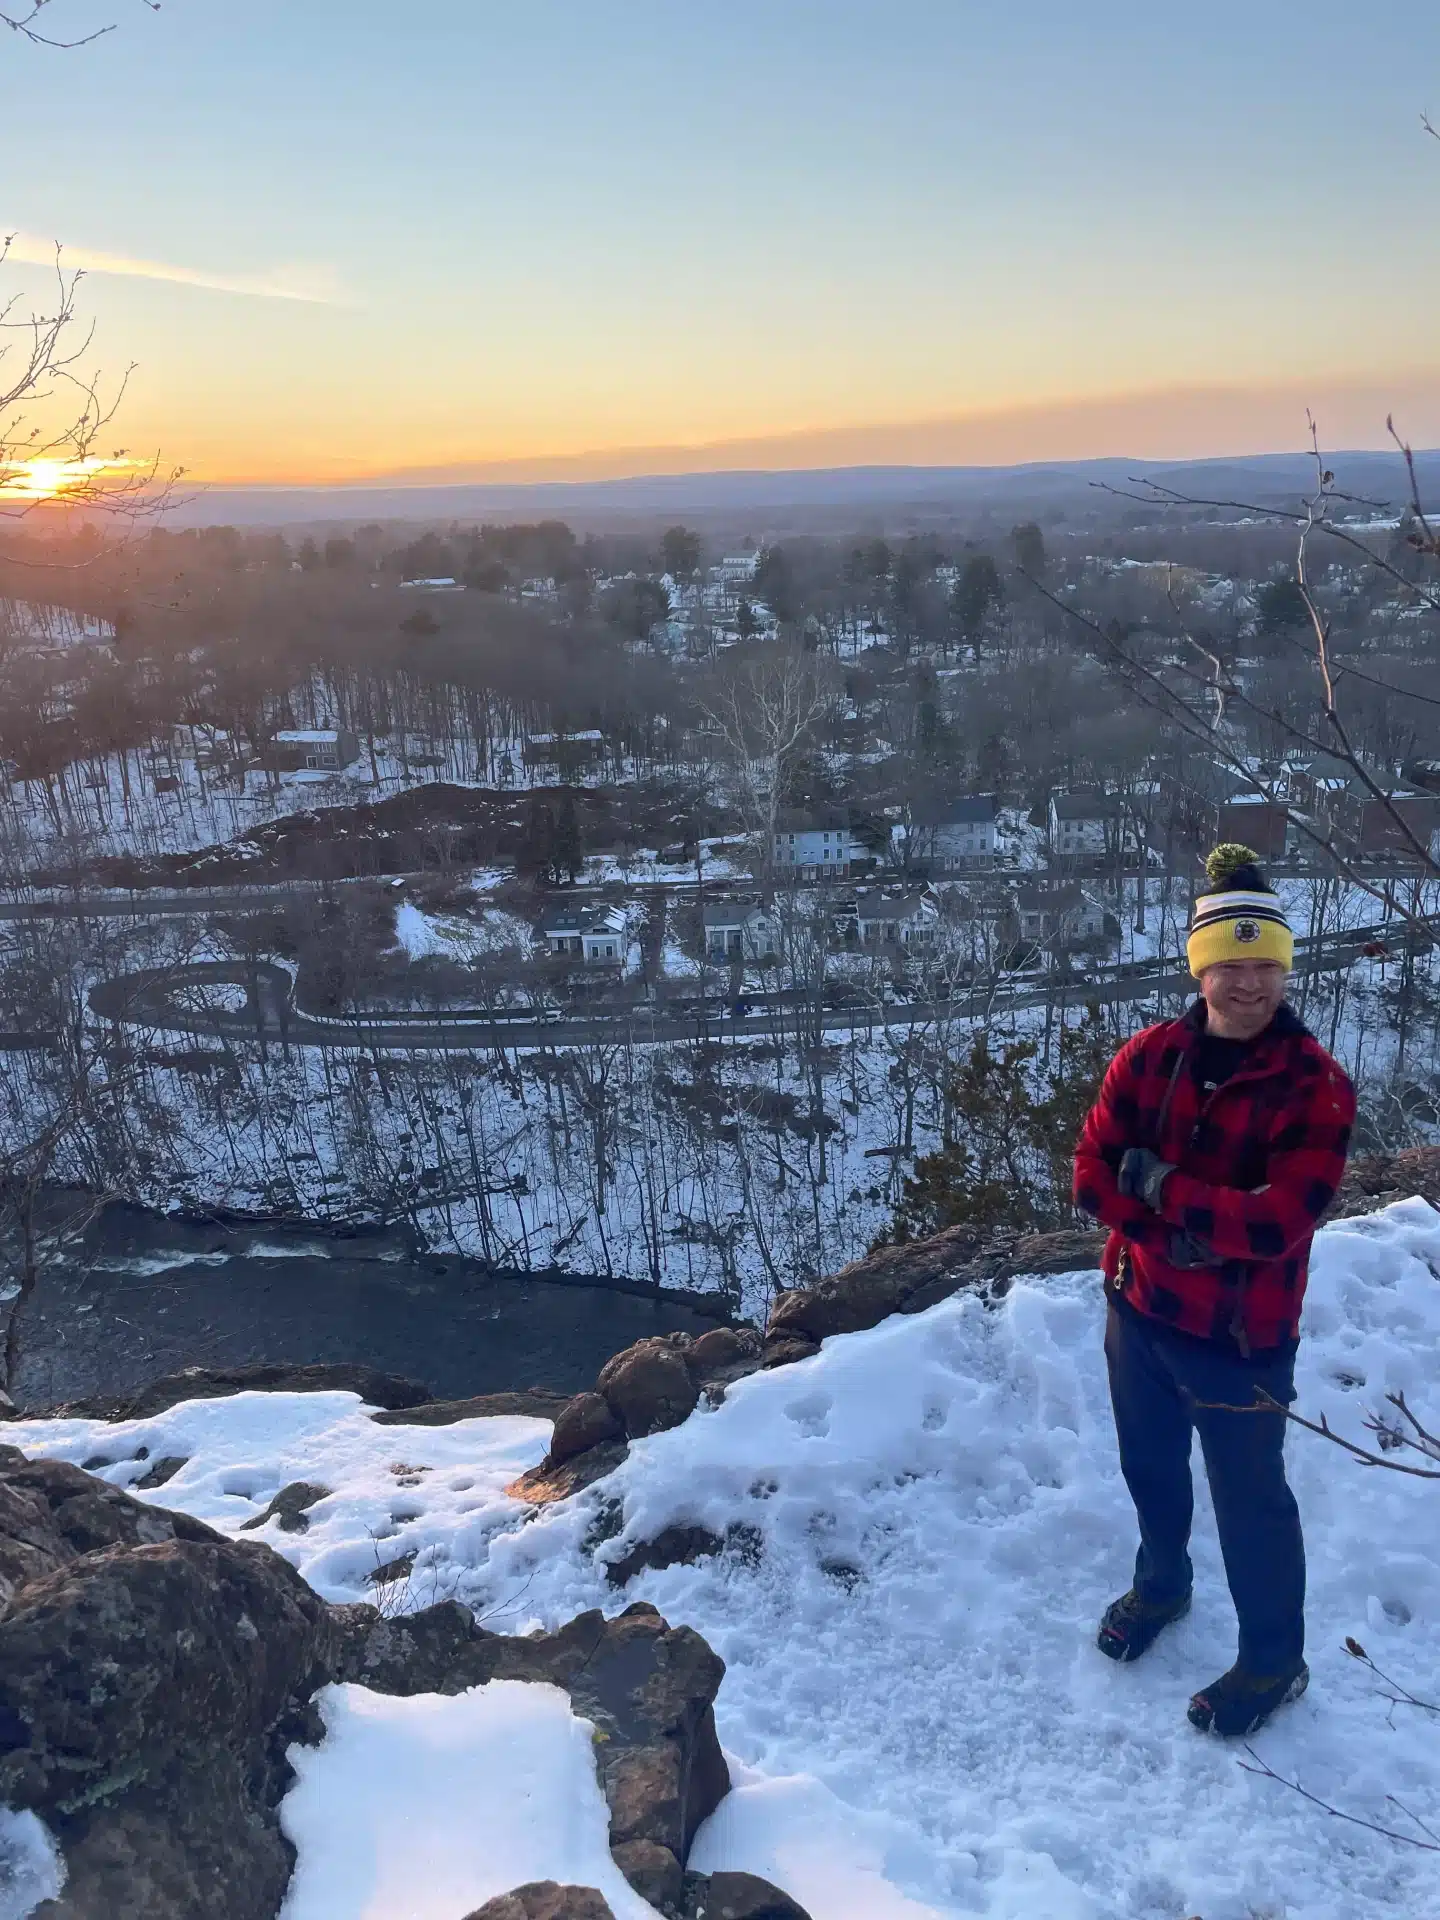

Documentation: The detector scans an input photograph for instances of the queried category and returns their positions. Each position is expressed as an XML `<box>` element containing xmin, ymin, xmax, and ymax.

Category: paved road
<box><xmin>6</xmin><ymin>862</ymin><xmax>1433</xmax><ymax>923</ymax></box>
<box><xmin>0</xmin><ymin>879</ymin><xmax>354</xmax><ymax>920</ymax></box>
<box><xmin>86</xmin><ymin>926</ymin><xmax>1392</xmax><ymax>1052</ymax></box>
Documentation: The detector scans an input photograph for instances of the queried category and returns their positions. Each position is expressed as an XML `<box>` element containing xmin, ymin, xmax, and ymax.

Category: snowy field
<box><xmin>11</xmin><ymin>1200</ymin><xmax>1440</xmax><ymax>1919</ymax></box>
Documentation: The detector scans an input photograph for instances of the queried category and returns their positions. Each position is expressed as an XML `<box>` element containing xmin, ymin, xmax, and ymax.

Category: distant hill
<box><xmin>160</xmin><ymin>449</ymin><xmax>1440</xmax><ymax>532</ymax></box>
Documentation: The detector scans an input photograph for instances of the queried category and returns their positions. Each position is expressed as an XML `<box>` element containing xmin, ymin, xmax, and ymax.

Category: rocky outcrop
<box><xmin>0</xmin><ymin>1448</ymin><xmax>339</xmax><ymax>1920</ymax></box>
<box><xmin>0</xmin><ymin>1447</ymin><xmax>731</xmax><ymax>1920</ymax></box>
<box><xmin>53</xmin><ymin>1361</ymin><xmax>433</xmax><ymax>1422</ymax></box>
<box><xmin>239</xmin><ymin>1482</ymin><xmax>331</xmax><ymax>1535</ymax></box>
<box><xmin>1329</xmin><ymin>1145</ymin><xmax>1440</xmax><ymax>1219</ymax></box>
<box><xmin>763</xmin><ymin>1225</ymin><xmax>1106</xmax><ymax>1359</ymax></box>
<box><xmin>372</xmin><ymin>1388</ymin><xmax>571</xmax><ymax>1427</ymax></box>
<box><xmin>465</xmin><ymin>1890</ymin><xmax>615</xmax><ymax>1920</ymax></box>
<box><xmin>510</xmin><ymin>1329</ymin><xmax>763</xmax><ymax>1505</ymax></box>
<box><xmin>333</xmin><ymin>1599</ymin><xmax>729</xmax><ymax>1910</ymax></box>
<box><xmin>596</xmin><ymin>1338</ymin><xmax>701</xmax><ymax>1438</ymax></box>
<box><xmin>548</xmin><ymin>1392</ymin><xmax>625</xmax><ymax>1463</ymax></box>
<box><xmin>682</xmin><ymin>1873</ymin><xmax>812</xmax><ymax>1919</ymax></box>
<box><xmin>516</xmin><ymin>1228</ymin><xmax>1107</xmax><ymax>1504</ymax></box>
<box><xmin>0</xmin><ymin>1447</ymin><xmax>225</xmax><ymax>1618</ymax></box>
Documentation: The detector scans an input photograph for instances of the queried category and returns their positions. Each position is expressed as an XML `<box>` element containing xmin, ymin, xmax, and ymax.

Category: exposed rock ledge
<box><xmin>0</xmin><ymin>1444</ymin><xmax>778</xmax><ymax>1918</ymax></box>
<box><xmin>511</xmin><ymin>1224</ymin><xmax>1108</xmax><ymax>1506</ymax></box>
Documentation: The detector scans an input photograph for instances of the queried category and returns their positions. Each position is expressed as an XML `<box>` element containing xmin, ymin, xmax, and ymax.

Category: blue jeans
<box><xmin>1104</xmin><ymin>1299</ymin><xmax>1305</xmax><ymax>1675</ymax></box>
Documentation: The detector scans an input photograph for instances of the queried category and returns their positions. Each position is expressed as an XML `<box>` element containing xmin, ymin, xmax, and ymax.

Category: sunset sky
<box><xmin>11</xmin><ymin>0</ymin><xmax>1440</xmax><ymax>484</ymax></box>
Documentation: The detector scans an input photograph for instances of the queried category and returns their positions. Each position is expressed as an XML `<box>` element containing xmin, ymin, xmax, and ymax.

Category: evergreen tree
<box><xmin>1255</xmin><ymin>573</ymin><xmax>1309</xmax><ymax>641</ymax></box>
<box><xmin>950</xmin><ymin>555</ymin><xmax>1005</xmax><ymax>660</ymax></box>
<box><xmin>661</xmin><ymin>524</ymin><xmax>701</xmax><ymax>580</ymax></box>
<box><xmin>885</xmin><ymin>1008</ymin><xmax>1112</xmax><ymax>1243</ymax></box>
<box><xmin>553</xmin><ymin>788</ymin><xmax>584</xmax><ymax>883</ymax></box>
<box><xmin>1011</xmin><ymin>521</ymin><xmax>1046</xmax><ymax>579</ymax></box>
<box><xmin>519</xmin><ymin>795</ymin><xmax>556</xmax><ymax>880</ymax></box>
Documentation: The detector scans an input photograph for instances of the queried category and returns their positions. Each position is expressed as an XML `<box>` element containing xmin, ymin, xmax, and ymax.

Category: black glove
<box><xmin>1118</xmin><ymin>1147</ymin><xmax>1175</xmax><ymax>1211</ymax></box>
<box><xmin>1167</xmin><ymin>1228</ymin><xmax>1226</xmax><ymax>1270</ymax></box>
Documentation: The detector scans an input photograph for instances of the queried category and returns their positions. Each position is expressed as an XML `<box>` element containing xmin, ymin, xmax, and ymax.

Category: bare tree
<box><xmin>2</xmin><ymin>5</ymin><xmax>173</xmax><ymax>537</ymax></box>
<box><xmin>696</xmin><ymin>641</ymin><xmax>838</xmax><ymax>867</ymax></box>
<box><xmin>1</xmin><ymin>238</ymin><xmax>177</xmax><ymax>538</ymax></box>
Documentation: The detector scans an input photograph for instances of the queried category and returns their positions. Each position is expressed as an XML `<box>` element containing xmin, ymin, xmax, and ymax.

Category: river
<box><xmin>12</xmin><ymin>1198</ymin><xmax>734</xmax><ymax>1411</ymax></box>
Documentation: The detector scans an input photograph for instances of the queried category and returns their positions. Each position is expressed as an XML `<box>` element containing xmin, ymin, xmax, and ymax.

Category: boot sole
<box><xmin>1188</xmin><ymin>1664</ymin><xmax>1309</xmax><ymax>1736</ymax></box>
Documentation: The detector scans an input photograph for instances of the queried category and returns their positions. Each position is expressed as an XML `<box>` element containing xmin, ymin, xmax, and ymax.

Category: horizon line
<box><xmin>176</xmin><ymin>443</ymin><xmax>1440</xmax><ymax>498</ymax></box>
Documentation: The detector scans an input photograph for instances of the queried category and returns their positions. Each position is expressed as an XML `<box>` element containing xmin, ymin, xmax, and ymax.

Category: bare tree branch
<box><xmin>1</xmin><ymin>0</ymin><xmax>156</xmax><ymax>52</ymax></box>
<box><xmin>1203</xmin><ymin>1386</ymin><xmax>1440</xmax><ymax>1480</ymax></box>
<box><xmin>1239</xmin><ymin>1745</ymin><xmax>1439</xmax><ymax>1851</ymax></box>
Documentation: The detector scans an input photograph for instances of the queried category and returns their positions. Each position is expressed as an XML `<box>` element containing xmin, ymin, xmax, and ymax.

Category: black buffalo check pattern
<box><xmin>1074</xmin><ymin>1002</ymin><xmax>1356</xmax><ymax>1350</ymax></box>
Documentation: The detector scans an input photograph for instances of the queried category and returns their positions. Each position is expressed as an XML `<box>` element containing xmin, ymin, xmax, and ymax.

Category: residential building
<box><xmin>702</xmin><ymin>900</ymin><xmax>778</xmax><ymax>961</ymax></box>
<box><xmin>1358</xmin><ymin>790</ymin><xmax>1440</xmax><ymax>859</ymax></box>
<box><xmin>891</xmin><ymin>795</ymin><xmax>999</xmax><ymax>872</ymax></box>
<box><xmin>524</xmin><ymin>730</ymin><xmax>606</xmax><ymax>778</ymax></box>
<box><xmin>1014</xmin><ymin>882</ymin><xmax>1110</xmax><ymax>950</ymax></box>
<box><xmin>772</xmin><ymin>810</ymin><xmax>855</xmax><ymax>880</ymax></box>
<box><xmin>273</xmin><ymin>728</ymin><xmax>360</xmax><ymax>772</ymax></box>
<box><xmin>855</xmin><ymin>887</ymin><xmax>939</xmax><ymax>946</ymax></box>
<box><xmin>1285</xmin><ymin>754</ymin><xmax>1366</xmax><ymax>841</ymax></box>
<box><xmin>1217</xmin><ymin>796</ymin><xmax>1290</xmax><ymax>861</ymax></box>
<box><xmin>540</xmin><ymin>903</ymin><xmax>626</xmax><ymax>964</ymax></box>
<box><xmin>1048</xmin><ymin>790</ymin><xmax>1118</xmax><ymax>861</ymax></box>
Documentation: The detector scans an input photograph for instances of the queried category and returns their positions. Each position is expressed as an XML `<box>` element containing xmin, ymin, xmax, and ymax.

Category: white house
<box><xmin>702</xmin><ymin>900</ymin><xmax>777</xmax><ymax>961</ymax></box>
<box><xmin>855</xmin><ymin>887</ymin><xmax>939</xmax><ymax>946</ymax></box>
<box><xmin>891</xmin><ymin>795</ymin><xmax>999</xmax><ymax>872</ymax></box>
<box><xmin>772</xmin><ymin>811</ymin><xmax>855</xmax><ymax>880</ymax></box>
<box><xmin>540</xmin><ymin>903</ymin><xmax>626</xmax><ymax>964</ymax></box>
<box><xmin>1048</xmin><ymin>791</ymin><xmax>1117</xmax><ymax>861</ymax></box>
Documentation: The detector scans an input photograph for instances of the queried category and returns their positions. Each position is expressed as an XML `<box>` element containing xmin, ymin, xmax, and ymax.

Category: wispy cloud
<box><xmin>3</xmin><ymin>229</ymin><xmax>347</xmax><ymax>305</ymax></box>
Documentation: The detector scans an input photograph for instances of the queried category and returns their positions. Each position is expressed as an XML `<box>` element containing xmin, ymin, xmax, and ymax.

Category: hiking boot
<box><xmin>1187</xmin><ymin>1661</ymin><xmax>1309</xmax><ymax>1736</ymax></box>
<box><xmin>1096</xmin><ymin>1588</ymin><xmax>1191</xmax><ymax>1662</ymax></box>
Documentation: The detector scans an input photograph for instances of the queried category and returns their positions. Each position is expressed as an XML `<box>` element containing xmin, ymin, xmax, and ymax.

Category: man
<box><xmin>1073</xmin><ymin>845</ymin><xmax>1355</xmax><ymax>1737</ymax></box>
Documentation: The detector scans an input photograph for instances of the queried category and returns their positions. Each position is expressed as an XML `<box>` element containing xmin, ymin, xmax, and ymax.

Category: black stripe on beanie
<box><xmin>1191</xmin><ymin>901</ymin><xmax>1291</xmax><ymax>932</ymax></box>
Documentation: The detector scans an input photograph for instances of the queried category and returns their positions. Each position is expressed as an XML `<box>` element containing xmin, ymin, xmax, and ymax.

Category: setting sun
<box><xmin>0</xmin><ymin>455</ymin><xmax>136</xmax><ymax>502</ymax></box>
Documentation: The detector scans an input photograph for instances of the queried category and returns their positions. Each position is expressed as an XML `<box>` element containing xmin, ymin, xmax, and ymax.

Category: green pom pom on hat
<box><xmin>1204</xmin><ymin>842</ymin><xmax>1267</xmax><ymax>891</ymax></box>
<box><xmin>1188</xmin><ymin>842</ymin><xmax>1293</xmax><ymax>978</ymax></box>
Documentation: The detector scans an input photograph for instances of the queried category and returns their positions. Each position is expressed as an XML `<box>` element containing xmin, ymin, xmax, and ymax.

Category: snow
<box><xmin>172</xmin><ymin>980</ymin><xmax>250</xmax><ymax>1015</ymax></box>
<box><xmin>392</xmin><ymin>900</ymin><xmax>534</xmax><ymax>965</ymax></box>
<box><xmin>0</xmin><ymin>1808</ymin><xmax>65</xmax><ymax>1920</ymax></box>
<box><xmin>278</xmin><ymin>1681</ymin><xmax>659</xmax><ymax>1920</ymax></box>
<box><xmin>8</xmin><ymin>1391</ymin><xmax>550</xmax><ymax>1608</ymax></box>
<box><xmin>10</xmin><ymin>1202</ymin><xmax>1440</xmax><ymax>1918</ymax></box>
<box><xmin>690</xmin><ymin>1765</ymin><xmax>951</xmax><ymax>1918</ymax></box>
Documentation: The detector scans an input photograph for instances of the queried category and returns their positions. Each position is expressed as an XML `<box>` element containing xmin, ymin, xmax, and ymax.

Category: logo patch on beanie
<box><xmin>1233</xmin><ymin>918</ymin><xmax>1261</xmax><ymax>943</ymax></box>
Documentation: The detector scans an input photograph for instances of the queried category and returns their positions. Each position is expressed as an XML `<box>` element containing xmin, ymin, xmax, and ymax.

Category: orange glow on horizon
<box><xmin>156</xmin><ymin>371</ymin><xmax>1440</xmax><ymax>492</ymax></box>
<box><xmin>0</xmin><ymin>455</ymin><xmax>140</xmax><ymax>502</ymax></box>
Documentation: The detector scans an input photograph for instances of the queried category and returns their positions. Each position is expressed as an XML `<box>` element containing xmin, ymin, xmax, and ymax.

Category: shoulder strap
<box><xmin>1153</xmin><ymin>1050</ymin><xmax>1186</xmax><ymax>1150</ymax></box>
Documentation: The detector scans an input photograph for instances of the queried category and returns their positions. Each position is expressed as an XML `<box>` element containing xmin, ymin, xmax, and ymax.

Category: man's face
<box><xmin>1200</xmin><ymin>959</ymin><xmax>1288</xmax><ymax>1039</ymax></box>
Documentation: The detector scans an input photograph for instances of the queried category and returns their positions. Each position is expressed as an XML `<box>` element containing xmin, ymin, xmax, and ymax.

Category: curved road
<box><xmin>87</xmin><ymin>928</ymin><xmax>1394</xmax><ymax>1052</ymax></box>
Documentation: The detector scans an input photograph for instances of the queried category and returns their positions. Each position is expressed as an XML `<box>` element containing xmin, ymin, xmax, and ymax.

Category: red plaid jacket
<box><xmin>1073</xmin><ymin>1002</ymin><xmax>1355</xmax><ymax>1351</ymax></box>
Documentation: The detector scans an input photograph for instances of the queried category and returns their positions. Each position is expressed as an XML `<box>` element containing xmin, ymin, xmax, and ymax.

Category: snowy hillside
<box><xmin>10</xmin><ymin>1201</ymin><xmax>1440</xmax><ymax>1919</ymax></box>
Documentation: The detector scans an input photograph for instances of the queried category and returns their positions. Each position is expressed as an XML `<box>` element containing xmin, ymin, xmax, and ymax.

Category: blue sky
<box><xmin>9</xmin><ymin>1</ymin><xmax>1440</xmax><ymax>479</ymax></box>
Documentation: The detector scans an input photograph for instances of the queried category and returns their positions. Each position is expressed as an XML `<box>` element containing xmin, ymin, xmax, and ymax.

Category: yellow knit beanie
<box><xmin>1187</xmin><ymin>843</ymin><xmax>1294</xmax><ymax>979</ymax></box>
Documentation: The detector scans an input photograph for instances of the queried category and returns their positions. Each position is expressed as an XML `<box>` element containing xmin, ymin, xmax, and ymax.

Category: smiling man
<box><xmin>1073</xmin><ymin>844</ymin><xmax>1356</xmax><ymax>1737</ymax></box>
